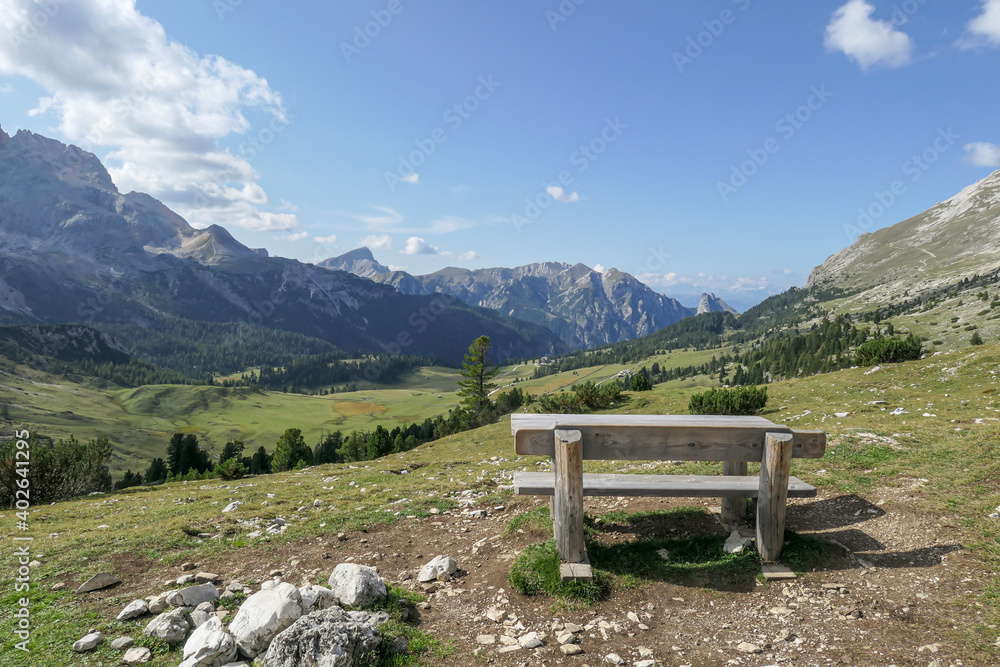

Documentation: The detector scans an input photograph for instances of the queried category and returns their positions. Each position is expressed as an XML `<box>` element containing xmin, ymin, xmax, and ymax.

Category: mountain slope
<box><xmin>808</xmin><ymin>169</ymin><xmax>1000</xmax><ymax>303</ymax></box>
<box><xmin>0</xmin><ymin>124</ymin><xmax>564</xmax><ymax>365</ymax></box>
<box><xmin>323</xmin><ymin>250</ymin><xmax>698</xmax><ymax>348</ymax></box>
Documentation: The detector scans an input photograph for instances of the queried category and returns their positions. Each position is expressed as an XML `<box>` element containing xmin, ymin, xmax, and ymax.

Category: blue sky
<box><xmin>2</xmin><ymin>0</ymin><xmax>999</xmax><ymax>309</ymax></box>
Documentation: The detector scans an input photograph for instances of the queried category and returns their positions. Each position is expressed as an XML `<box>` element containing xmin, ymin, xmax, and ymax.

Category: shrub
<box><xmin>535</xmin><ymin>381</ymin><xmax>621</xmax><ymax>414</ymax></box>
<box><xmin>0</xmin><ymin>434</ymin><xmax>112</xmax><ymax>507</ymax></box>
<box><xmin>215</xmin><ymin>457</ymin><xmax>248</xmax><ymax>480</ymax></box>
<box><xmin>629</xmin><ymin>373</ymin><xmax>652</xmax><ymax>391</ymax></box>
<box><xmin>853</xmin><ymin>333</ymin><xmax>923</xmax><ymax>366</ymax></box>
<box><xmin>971</xmin><ymin>331</ymin><xmax>984</xmax><ymax>346</ymax></box>
<box><xmin>688</xmin><ymin>386</ymin><xmax>768</xmax><ymax>416</ymax></box>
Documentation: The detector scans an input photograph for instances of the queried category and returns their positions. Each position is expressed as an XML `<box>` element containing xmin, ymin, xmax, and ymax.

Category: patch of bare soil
<box><xmin>84</xmin><ymin>489</ymin><xmax>995</xmax><ymax>667</ymax></box>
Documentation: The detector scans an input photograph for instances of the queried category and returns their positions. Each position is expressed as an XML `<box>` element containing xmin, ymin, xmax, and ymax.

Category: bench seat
<box><xmin>513</xmin><ymin>472</ymin><xmax>818</xmax><ymax>498</ymax></box>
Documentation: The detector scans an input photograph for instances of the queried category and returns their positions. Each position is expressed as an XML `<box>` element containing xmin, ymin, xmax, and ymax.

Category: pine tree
<box><xmin>272</xmin><ymin>428</ymin><xmax>313</xmax><ymax>472</ymax></box>
<box><xmin>457</xmin><ymin>336</ymin><xmax>499</xmax><ymax>415</ymax></box>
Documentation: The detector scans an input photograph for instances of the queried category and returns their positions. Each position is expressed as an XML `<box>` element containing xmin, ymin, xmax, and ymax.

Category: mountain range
<box><xmin>0</xmin><ymin>124</ymin><xmax>565</xmax><ymax>366</ymax></box>
<box><xmin>321</xmin><ymin>248</ymin><xmax>736</xmax><ymax>349</ymax></box>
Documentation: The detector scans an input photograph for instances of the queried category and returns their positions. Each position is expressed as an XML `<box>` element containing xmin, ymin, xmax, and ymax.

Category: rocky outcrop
<box><xmin>228</xmin><ymin>581</ymin><xmax>302</xmax><ymax>658</ymax></box>
<box><xmin>327</xmin><ymin>564</ymin><xmax>387</xmax><ymax>608</ymax></box>
<box><xmin>261</xmin><ymin>607</ymin><xmax>388</xmax><ymax>667</ymax></box>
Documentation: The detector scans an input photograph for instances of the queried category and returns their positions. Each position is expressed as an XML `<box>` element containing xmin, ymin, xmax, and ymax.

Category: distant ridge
<box><xmin>322</xmin><ymin>248</ymin><xmax>713</xmax><ymax>349</ymax></box>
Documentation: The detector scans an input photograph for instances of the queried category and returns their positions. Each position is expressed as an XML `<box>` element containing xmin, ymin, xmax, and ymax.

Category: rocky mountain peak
<box><xmin>0</xmin><ymin>124</ymin><xmax>9</xmax><ymax>147</ymax></box>
<box><xmin>319</xmin><ymin>247</ymin><xmax>391</xmax><ymax>278</ymax></box>
<box><xmin>697</xmin><ymin>292</ymin><xmax>738</xmax><ymax>315</ymax></box>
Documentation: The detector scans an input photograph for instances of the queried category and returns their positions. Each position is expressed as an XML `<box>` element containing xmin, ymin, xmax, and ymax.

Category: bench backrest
<box><xmin>511</xmin><ymin>413</ymin><xmax>826</xmax><ymax>461</ymax></box>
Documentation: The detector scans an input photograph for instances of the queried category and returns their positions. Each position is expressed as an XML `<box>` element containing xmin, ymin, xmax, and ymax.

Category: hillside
<box><xmin>0</xmin><ymin>124</ymin><xmax>564</xmax><ymax>365</ymax></box>
<box><xmin>322</xmin><ymin>249</ymin><xmax>703</xmax><ymax>349</ymax></box>
<box><xmin>2</xmin><ymin>345</ymin><xmax>999</xmax><ymax>665</ymax></box>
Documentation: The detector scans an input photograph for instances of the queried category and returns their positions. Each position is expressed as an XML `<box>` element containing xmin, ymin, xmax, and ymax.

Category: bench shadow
<box><xmin>788</xmin><ymin>494</ymin><xmax>886</xmax><ymax>530</ymax></box>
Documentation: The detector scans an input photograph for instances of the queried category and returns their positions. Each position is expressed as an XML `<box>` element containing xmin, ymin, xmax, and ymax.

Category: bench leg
<box><xmin>756</xmin><ymin>432</ymin><xmax>793</xmax><ymax>562</ymax></box>
<box><xmin>553</xmin><ymin>429</ymin><xmax>586</xmax><ymax>564</ymax></box>
<box><xmin>720</xmin><ymin>461</ymin><xmax>749</xmax><ymax>524</ymax></box>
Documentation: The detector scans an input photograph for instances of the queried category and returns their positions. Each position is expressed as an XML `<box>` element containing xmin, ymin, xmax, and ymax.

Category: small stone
<box><xmin>605</xmin><ymin>653</ymin><xmax>625</xmax><ymax>665</ymax></box>
<box><xmin>122</xmin><ymin>647</ymin><xmax>152</xmax><ymax>664</ymax></box>
<box><xmin>195</xmin><ymin>572</ymin><xmax>221</xmax><ymax>584</ymax></box>
<box><xmin>222</xmin><ymin>501</ymin><xmax>241</xmax><ymax>513</ymax></box>
<box><xmin>627</xmin><ymin>611</ymin><xmax>640</xmax><ymax>623</ymax></box>
<box><xmin>110</xmin><ymin>636</ymin><xmax>134</xmax><ymax>650</ymax></box>
<box><xmin>116</xmin><ymin>599</ymin><xmax>148</xmax><ymax>621</ymax></box>
<box><xmin>147</xmin><ymin>592</ymin><xmax>170</xmax><ymax>614</ymax></box>
<box><xmin>75</xmin><ymin>572</ymin><xmax>119</xmax><ymax>593</ymax></box>
<box><xmin>557</xmin><ymin>631</ymin><xmax>576</xmax><ymax>645</ymax></box>
<box><xmin>72</xmin><ymin>631</ymin><xmax>102</xmax><ymax>652</ymax></box>
<box><xmin>638</xmin><ymin>646</ymin><xmax>654</xmax><ymax>658</ymax></box>
<box><xmin>917</xmin><ymin>644</ymin><xmax>940</xmax><ymax>654</ymax></box>
<box><xmin>560</xmin><ymin>644</ymin><xmax>584</xmax><ymax>655</ymax></box>
<box><xmin>518</xmin><ymin>632</ymin><xmax>543</xmax><ymax>649</ymax></box>
<box><xmin>313</xmin><ymin>499</ymin><xmax>323</xmax><ymax>507</ymax></box>
<box><xmin>51</xmin><ymin>582</ymin><xmax>66</xmax><ymax>591</ymax></box>
<box><xmin>177</xmin><ymin>574</ymin><xmax>197</xmax><ymax>586</ymax></box>
<box><xmin>417</xmin><ymin>555</ymin><xmax>457</xmax><ymax>583</ymax></box>
<box><xmin>497</xmin><ymin>645</ymin><xmax>521</xmax><ymax>654</ymax></box>
<box><xmin>724</xmin><ymin>529</ymin><xmax>752</xmax><ymax>554</ymax></box>
<box><xmin>563</xmin><ymin>622</ymin><xmax>583</xmax><ymax>633</ymax></box>
<box><xmin>822</xmin><ymin>583</ymin><xmax>847</xmax><ymax>591</ymax></box>
<box><xmin>486</xmin><ymin>606</ymin><xmax>505</xmax><ymax>622</ymax></box>
<box><xmin>181</xmin><ymin>562</ymin><xmax>197</xmax><ymax>571</ymax></box>
<box><xmin>635</xmin><ymin>661</ymin><xmax>656</xmax><ymax>667</ymax></box>
<box><xmin>737</xmin><ymin>642</ymin><xmax>762</xmax><ymax>654</ymax></box>
<box><xmin>476</xmin><ymin>634</ymin><xmax>496</xmax><ymax>645</ymax></box>
<box><xmin>499</xmin><ymin>635</ymin><xmax>518</xmax><ymax>646</ymax></box>
<box><xmin>776</xmin><ymin>628</ymin><xmax>795</xmax><ymax>642</ymax></box>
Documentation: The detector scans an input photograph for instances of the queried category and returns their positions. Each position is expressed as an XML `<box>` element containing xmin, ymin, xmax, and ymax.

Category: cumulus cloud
<box><xmin>401</xmin><ymin>236</ymin><xmax>438</xmax><ymax>255</ymax></box>
<box><xmin>402</xmin><ymin>173</ymin><xmax>419</xmax><ymax>184</ymax></box>
<box><xmin>824</xmin><ymin>0</ymin><xmax>914</xmax><ymax>70</ymax></box>
<box><xmin>278</xmin><ymin>231</ymin><xmax>309</xmax><ymax>241</ymax></box>
<box><xmin>547</xmin><ymin>185</ymin><xmax>580</xmax><ymax>203</ymax></box>
<box><xmin>963</xmin><ymin>0</ymin><xmax>1000</xmax><ymax>47</ymax></box>
<box><xmin>0</xmin><ymin>0</ymin><xmax>298</xmax><ymax>232</ymax></box>
<box><xmin>593</xmin><ymin>263</ymin><xmax>606</xmax><ymax>273</ymax></box>
<box><xmin>360</xmin><ymin>233</ymin><xmax>393</xmax><ymax>250</ymax></box>
<box><xmin>440</xmin><ymin>250</ymin><xmax>479</xmax><ymax>261</ymax></box>
<box><xmin>964</xmin><ymin>142</ymin><xmax>1000</xmax><ymax>167</ymax></box>
<box><xmin>313</xmin><ymin>234</ymin><xmax>338</xmax><ymax>245</ymax></box>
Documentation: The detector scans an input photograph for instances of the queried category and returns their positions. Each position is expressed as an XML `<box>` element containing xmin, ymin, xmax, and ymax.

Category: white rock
<box><xmin>328</xmin><ymin>564</ymin><xmax>387</xmax><ymax>608</ymax></box>
<box><xmin>116</xmin><ymin>599</ymin><xmax>148</xmax><ymax>621</ymax></box>
<box><xmin>228</xmin><ymin>581</ymin><xmax>302</xmax><ymax>658</ymax></box>
<box><xmin>298</xmin><ymin>584</ymin><xmax>338</xmax><ymax>613</ymax></box>
<box><xmin>122</xmin><ymin>646</ymin><xmax>152</xmax><ymax>664</ymax></box>
<box><xmin>147</xmin><ymin>591</ymin><xmax>171</xmax><ymax>614</ymax></box>
<box><xmin>72</xmin><ymin>631</ymin><xmax>102</xmax><ymax>652</ymax></box>
<box><xmin>110</xmin><ymin>636</ymin><xmax>134</xmax><ymax>650</ymax></box>
<box><xmin>144</xmin><ymin>607</ymin><xmax>190</xmax><ymax>644</ymax></box>
<box><xmin>75</xmin><ymin>572</ymin><xmax>119</xmax><ymax>593</ymax></box>
<box><xmin>417</xmin><ymin>555</ymin><xmax>457</xmax><ymax>583</ymax></box>
<box><xmin>737</xmin><ymin>641</ymin><xmax>762</xmax><ymax>653</ymax></box>
<box><xmin>635</xmin><ymin>661</ymin><xmax>656</xmax><ymax>667</ymax></box>
<box><xmin>834</xmin><ymin>412</ymin><xmax>850</xmax><ymax>418</ymax></box>
<box><xmin>179</xmin><ymin>616</ymin><xmax>238</xmax><ymax>667</ymax></box>
<box><xmin>168</xmin><ymin>583</ymin><xmax>220</xmax><ymax>608</ymax></box>
<box><xmin>604</xmin><ymin>653</ymin><xmax>625</xmax><ymax>665</ymax></box>
<box><xmin>724</xmin><ymin>529</ymin><xmax>752</xmax><ymax>554</ymax></box>
<box><xmin>189</xmin><ymin>609</ymin><xmax>212</xmax><ymax>629</ymax></box>
<box><xmin>222</xmin><ymin>501</ymin><xmax>242</xmax><ymax>513</ymax></box>
<box><xmin>476</xmin><ymin>634</ymin><xmax>496</xmax><ymax>645</ymax></box>
<box><xmin>518</xmin><ymin>632</ymin><xmax>543</xmax><ymax>649</ymax></box>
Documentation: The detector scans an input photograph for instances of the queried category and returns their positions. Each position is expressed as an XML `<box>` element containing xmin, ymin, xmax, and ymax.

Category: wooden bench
<box><xmin>511</xmin><ymin>414</ymin><xmax>826</xmax><ymax>578</ymax></box>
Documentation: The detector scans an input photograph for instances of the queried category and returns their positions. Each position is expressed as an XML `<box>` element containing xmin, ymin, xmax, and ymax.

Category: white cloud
<box><xmin>782</xmin><ymin>268</ymin><xmax>794</xmax><ymax>275</ymax></box>
<box><xmin>824</xmin><ymin>0</ymin><xmax>914</xmax><ymax>70</ymax></box>
<box><xmin>401</xmin><ymin>237</ymin><xmax>439</xmax><ymax>255</ymax></box>
<box><xmin>278</xmin><ymin>231</ymin><xmax>309</xmax><ymax>241</ymax></box>
<box><xmin>354</xmin><ymin>206</ymin><xmax>404</xmax><ymax>227</ymax></box>
<box><xmin>360</xmin><ymin>233</ymin><xmax>393</xmax><ymax>250</ymax></box>
<box><xmin>457</xmin><ymin>250</ymin><xmax>479</xmax><ymax>261</ymax></box>
<box><xmin>963</xmin><ymin>0</ymin><xmax>1000</xmax><ymax>46</ymax></box>
<box><xmin>0</xmin><ymin>0</ymin><xmax>298</xmax><ymax>232</ymax></box>
<box><xmin>388</xmin><ymin>264</ymin><xmax>407</xmax><ymax>271</ymax></box>
<box><xmin>402</xmin><ymin>173</ymin><xmax>419</xmax><ymax>184</ymax></box>
<box><xmin>729</xmin><ymin>277</ymin><xmax>769</xmax><ymax>291</ymax></box>
<box><xmin>314</xmin><ymin>234</ymin><xmax>338</xmax><ymax>245</ymax></box>
<box><xmin>964</xmin><ymin>142</ymin><xmax>1000</xmax><ymax>167</ymax></box>
<box><xmin>593</xmin><ymin>263</ymin><xmax>606</xmax><ymax>273</ymax></box>
<box><xmin>547</xmin><ymin>185</ymin><xmax>580</xmax><ymax>203</ymax></box>
<box><xmin>427</xmin><ymin>216</ymin><xmax>475</xmax><ymax>234</ymax></box>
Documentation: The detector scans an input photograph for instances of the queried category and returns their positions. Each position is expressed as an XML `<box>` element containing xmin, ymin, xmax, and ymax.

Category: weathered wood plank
<box><xmin>720</xmin><ymin>460</ymin><xmax>750</xmax><ymax>523</ymax></box>
<box><xmin>756</xmin><ymin>432</ymin><xmax>794</xmax><ymax>562</ymax></box>
<box><xmin>761</xmin><ymin>563</ymin><xmax>796</xmax><ymax>580</ymax></box>
<box><xmin>553</xmin><ymin>429</ymin><xmax>585</xmax><ymax>563</ymax></box>
<box><xmin>512</xmin><ymin>415</ymin><xmax>826</xmax><ymax>460</ymax></box>
<box><xmin>513</xmin><ymin>472</ymin><xmax>817</xmax><ymax>498</ymax></box>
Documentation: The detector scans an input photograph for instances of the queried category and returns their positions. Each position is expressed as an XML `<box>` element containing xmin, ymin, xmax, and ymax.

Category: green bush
<box><xmin>853</xmin><ymin>334</ymin><xmax>923</xmax><ymax>366</ymax></box>
<box><xmin>215</xmin><ymin>457</ymin><xmax>248</xmax><ymax>480</ymax></box>
<box><xmin>971</xmin><ymin>331</ymin><xmax>984</xmax><ymax>346</ymax></box>
<box><xmin>688</xmin><ymin>386</ymin><xmax>768</xmax><ymax>416</ymax></box>
<box><xmin>629</xmin><ymin>373</ymin><xmax>652</xmax><ymax>391</ymax></box>
<box><xmin>536</xmin><ymin>381</ymin><xmax>622</xmax><ymax>414</ymax></box>
<box><xmin>0</xmin><ymin>434</ymin><xmax>112</xmax><ymax>507</ymax></box>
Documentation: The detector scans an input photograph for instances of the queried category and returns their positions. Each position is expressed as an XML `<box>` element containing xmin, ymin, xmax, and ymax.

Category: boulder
<box><xmin>299</xmin><ymin>584</ymin><xmax>339</xmax><ymax>613</ymax></box>
<box><xmin>116</xmin><ymin>599</ymin><xmax>149</xmax><ymax>621</ymax></box>
<box><xmin>143</xmin><ymin>607</ymin><xmax>190</xmax><ymax>644</ymax></box>
<box><xmin>75</xmin><ymin>572</ymin><xmax>119</xmax><ymax>593</ymax></box>
<box><xmin>72</xmin><ymin>631</ymin><xmax>102</xmax><ymax>652</ymax></box>
<box><xmin>261</xmin><ymin>607</ymin><xmax>388</xmax><ymax>667</ymax></box>
<box><xmin>196</xmin><ymin>572</ymin><xmax>221</xmax><ymax>584</ymax></box>
<box><xmin>110</xmin><ymin>636</ymin><xmax>134</xmax><ymax>650</ymax></box>
<box><xmin>723</xmin><ymin>530</ymin><xmax>752</xmax><ymax>554</ymax></box>
<box><xmin>147</xmin><ymin>591</ymin><xmax>171</xmax><ymax>613</ymax></box>
<box><xmin>189</xmin><ymin>609</ymin><xmax>213</xmax><ymax>629</ymax></box>
<box><xmin>168</xmin><ymin>583</ymin><xmax>220</xmax><ymax>608</ymax></box>
<box><xmin>179</xmin><ymin>616</ymin><xmax>238</xmax><ymax>667</ymax></box>
<box><xmin>328</xmin><ymin>564</ymin><xmax>386</xmax><ymax>608</ymax></box>
<box><xmin>122</xmin><ymin>646</ymin><xmax>152</xmax><ymax>664</ymax></box>
<box><xmin>417</xmin><ymin>555</ymin><xmax>457</xmax><ymax>583</ymax></box>
<box><xmin>229</xmin><ymin>581</ymin><xmax>302</xmax><ymax>658</ymax></box>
